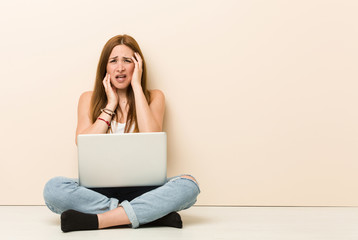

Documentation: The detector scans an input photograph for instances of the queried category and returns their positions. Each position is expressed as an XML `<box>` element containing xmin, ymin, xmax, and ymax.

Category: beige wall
<box><xmin>1</xmin><ymin>0</ymin><xmax>358</xmax><ymax>206</ymax></box>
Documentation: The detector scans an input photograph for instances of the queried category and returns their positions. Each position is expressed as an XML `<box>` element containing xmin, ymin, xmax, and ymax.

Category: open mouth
<box><xmin>115</xmin><ymin>74</ymin><xmax>127</xmax><ymax>83</ymax></box>
<box><xmin>116</xmin><ymin>74</ymin><xmax>126</xmax><ymax>79</ymax></box>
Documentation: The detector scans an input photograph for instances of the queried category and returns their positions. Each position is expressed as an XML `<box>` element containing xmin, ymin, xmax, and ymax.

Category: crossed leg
<box><xmin>98</xmin><ymin>175</ymin><xmax>198</xmax><ymax>229</ymax></box>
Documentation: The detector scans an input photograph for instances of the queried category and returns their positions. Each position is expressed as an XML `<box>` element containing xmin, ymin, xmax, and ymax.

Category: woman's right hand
<box><xmin>102</xmin><ymin>73</ymin><xmax>118</xmax><ymax>109</ymax></box>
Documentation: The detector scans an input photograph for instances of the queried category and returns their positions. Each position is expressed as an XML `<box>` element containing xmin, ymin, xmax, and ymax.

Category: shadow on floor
<box><xmin>182</xmin><ymin>213</ymin><xmax>212</xmax><ymax>226</ymax></box>
<box><xmin>46</xmin><ymin>214</ymin><xmax>60</xmax><ymax>226</ymax></box>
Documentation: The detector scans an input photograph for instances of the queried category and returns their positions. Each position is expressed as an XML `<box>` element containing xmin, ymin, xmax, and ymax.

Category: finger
<box><xmin>131</xmin><ymin>55</ymin><xmax>137</xmax><ymax>63</ymax></box>
<box><xmin>108</xmin><ymin>75</ymin><xmax>116</xmax><ymax>94</ymax></box>
<box><xmin>135</xmin><ymin>52</ymin><xmax>142</xmax><ymax>61</ymax></box>
<box><xmin>104</xmin><ymin>74</ymin><xmax>111</xmax><ymax>91</ymax></box>
<box><xmin>134</xmin><ymin>52</ymin><xmax>142</xmax><ymax>70</ymax></box>
<box><xmin>103</xmin><ymin>74</ymin><xmax>108</xmax><ymax>89</ymax></box>
<box><xmin>131</xmin><ymin>56</ymin><xmax>138</xmax><ymax>68</ymax></box>
<box><xmin>107</xmin><ymin>74</ymin><xmax>111</xmax><ymax>88</ymax></box>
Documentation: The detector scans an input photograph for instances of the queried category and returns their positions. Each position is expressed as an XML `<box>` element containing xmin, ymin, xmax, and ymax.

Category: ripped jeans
<box><xmin>43</xmin><ymin>175</ymin><xmax>200</xmax><ymax>228</ymax></box>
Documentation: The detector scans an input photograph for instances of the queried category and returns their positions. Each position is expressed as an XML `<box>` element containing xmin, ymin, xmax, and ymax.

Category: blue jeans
<box><xmin>43</xmin><ymin>175</ymin><xmax>200</xmax><ymax>228</ymax></box>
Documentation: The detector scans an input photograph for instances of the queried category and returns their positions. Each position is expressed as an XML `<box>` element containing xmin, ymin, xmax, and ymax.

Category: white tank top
<box><xmin>110</xmin><ymin>121</ymin><xmax>135</xmax><ymax>134</ymax></box>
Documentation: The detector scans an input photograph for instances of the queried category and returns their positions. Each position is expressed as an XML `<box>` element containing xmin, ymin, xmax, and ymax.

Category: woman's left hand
<box><xmin>131</xmin><ymin>52</ymin><xmax>143</xmax><ymax>89</ymax></box>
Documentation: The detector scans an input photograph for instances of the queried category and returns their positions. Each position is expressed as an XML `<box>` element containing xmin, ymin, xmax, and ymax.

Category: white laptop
<box><xmin>77</xmin><ymin>132</ymin><xmax>167</xmax><ymax>188</ymax></box>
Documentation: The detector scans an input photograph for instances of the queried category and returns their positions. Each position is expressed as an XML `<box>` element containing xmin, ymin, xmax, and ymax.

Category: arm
<box><xmin>75</xmin><ymin>74</ymin><xmax>118</xmax><ymax>145</ymax></box>
<box><xmin>133</xmin><ymin>87</ymin><xmax>165</xmax><ymax>132</ymax></box>
<box><xmin>75</xmin><ymin>92</ymin><xmax>115</xmax><ymax>145</ymax></box>
<box><xmin>131</xmin><ymin>52</ymin><xmax>165</xmax><ymax>132</ymax></box>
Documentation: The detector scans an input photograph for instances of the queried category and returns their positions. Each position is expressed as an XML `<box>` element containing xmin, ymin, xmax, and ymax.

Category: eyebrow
<box><xmin>109</xmin><ymin>56</ymin><xmax>132</xmax><ymax>60</ymax></box>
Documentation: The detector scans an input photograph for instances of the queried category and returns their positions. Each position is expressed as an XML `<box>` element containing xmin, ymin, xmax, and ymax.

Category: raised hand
<box><xmin>102</xmin><ymin>73</ymin><xmax>118</xmax><ymax>109</ymax></box>
<box><xmin>130</xmin><ymin>52</ymin><xmax>143</xmax><ymax>89</ymax></box>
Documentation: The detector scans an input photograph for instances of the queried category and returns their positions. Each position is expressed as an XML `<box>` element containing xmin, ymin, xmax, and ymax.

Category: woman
<box><xmin>43</xmin><ymin>34</ymin><xmax>200</xmax><ymax>232</ymax></box>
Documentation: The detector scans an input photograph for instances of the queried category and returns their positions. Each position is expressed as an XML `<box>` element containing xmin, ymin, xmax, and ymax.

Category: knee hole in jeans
<box><xmin>181</xmin><ymin>175</ymin><xmax>198</xmax><ymax>185</ymax></box>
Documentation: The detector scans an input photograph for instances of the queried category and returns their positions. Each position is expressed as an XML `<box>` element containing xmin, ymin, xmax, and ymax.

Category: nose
<box><xmin>117</xmin><ymin>63</ymin><xmax>125</xmax><ymax>72</ymax></box>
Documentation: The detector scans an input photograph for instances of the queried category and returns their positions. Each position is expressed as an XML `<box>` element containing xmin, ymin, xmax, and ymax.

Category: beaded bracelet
<box><xmin>98</xmin><ymin>117</ymin><xmax>110</xmax><ymax>127</ymax></box>
<box><xmin>101</xmin><ymin>108</ymin><xmax>116</xmax><ymax>117</ymax></box>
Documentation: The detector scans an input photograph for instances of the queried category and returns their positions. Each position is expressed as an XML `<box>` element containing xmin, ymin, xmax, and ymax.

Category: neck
<box><xmin>116</xmin><ymin>89</ymin><xmax>128</xmax><ymax>105</ymax></box>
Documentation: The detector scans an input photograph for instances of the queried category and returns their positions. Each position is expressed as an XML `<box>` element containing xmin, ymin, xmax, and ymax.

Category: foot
<box><xmin>142</xmin><ymin>212</ymin><xmax>183</xmax><ymax>228</ymax></box>
<box><xmin>61</xmin><ymin>209</ymin><xmax>98</xmax><ymax>232</ymax></box>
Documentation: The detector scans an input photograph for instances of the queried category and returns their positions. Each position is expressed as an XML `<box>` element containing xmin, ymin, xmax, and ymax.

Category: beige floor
<box><xmin>1</xmin><ymin>206</ymin><xmax>358</xmax><ymax>240</ymax></box>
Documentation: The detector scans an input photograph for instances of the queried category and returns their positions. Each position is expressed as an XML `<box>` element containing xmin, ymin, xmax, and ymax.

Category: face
<box><xmin>106</xmin><ymin>44</ymin><xmax>135</xmax><ymax>89</ymax></box>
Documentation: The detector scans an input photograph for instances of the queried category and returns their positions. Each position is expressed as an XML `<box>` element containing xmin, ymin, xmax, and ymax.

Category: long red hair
<box><xmin>90</xmin><ymin>34</ymin><xmax>151</xmax><ymax>133</ymax></box>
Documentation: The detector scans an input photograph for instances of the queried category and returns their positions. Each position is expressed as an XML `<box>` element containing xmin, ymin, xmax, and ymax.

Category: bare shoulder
<box><xmin>77</xmin><ymin>91</ymin><xmax>93</xmax><ymax>126</ymax></box>
<box><xmin>148</xmin><ymin>89</ymin><xmax>165</xmax><ymax>127</ymax></box>
<box><xmin>149</xmin><ymin>89</ymin><xmax>165</xmax><ymax>103</ymax></box>
<box><xmin>79</xmin><ymin>91</ymin><xmax>93</xmax><ymax>102</ymax></box>
<box><xmin>77</xmin><ymin>91</ymin><xmax>93</xmax><ymax>116</ymax></box>
<box><xmin>78</xmin><ymin>91</ymin><xmax>93</xmax><ymax>107</ymax></box>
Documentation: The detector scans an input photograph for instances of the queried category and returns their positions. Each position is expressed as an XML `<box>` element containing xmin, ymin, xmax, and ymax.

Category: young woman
<box><xmin>43</xmin><ymin>34</ymin><xmax>200</xmax><ymax>232</ymax></box>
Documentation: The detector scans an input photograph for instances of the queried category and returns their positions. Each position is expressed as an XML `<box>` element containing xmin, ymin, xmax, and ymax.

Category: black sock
<box><xmin>142</xmin><ymin>212</ymin><xmax>183</xmax><ymax>228</ymax></box>
<box><xmin>61</xmin><ymin>209</ymin><xmax>98</xmax><ymax>232</ymax></box>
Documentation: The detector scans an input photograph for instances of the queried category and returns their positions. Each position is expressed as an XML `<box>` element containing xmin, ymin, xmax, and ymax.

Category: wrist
<box><xmin>106</xmin><ymin>103</ymin><xmax>117</xmax><ymax>111</ymax></box>
<box><xmin>131</xmin><ymin>83</ymin><xmax>143</xmax><ymax>93</ymax></box>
